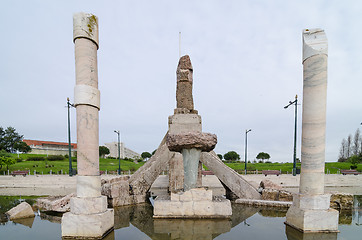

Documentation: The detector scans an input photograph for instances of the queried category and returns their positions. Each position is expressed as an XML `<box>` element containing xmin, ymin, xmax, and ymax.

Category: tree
<box><xmin>338</xmin><ymin>138</ymin><xmax>348</xmax><ymax>161</ymax></box>
<box><xmin>151</xmin><ymin>149</ymin><xmax>157</xmax><ymax>155</ymax></box>
<box><xmin>217</xmin><ymin>154</ymin><xmax>223</xmax><ymax>160</ymax></box>
<box><xmin>353</xmin><ymin>129</ymin><xmax>361</xmax><ymax>156</ymax></box>
<box><xmin>141</xmin><ymin>152</ymin><xmax>152</xmax><ymax>160</ymax></box>
<box><xmin>346</xmin><ymin>134</ymin><xmax>352</xmax><ymax>158</ymax></box>
<box><xmin>99</xmin><ymin>146</ymin><xmax>110</xmax><ymax>158</ymax></box>
<box><xmin>0</xmin><ymin>150</ymin><xmax>15</xmax><ymax>170</ymax></box>
<box><xmin>223</xmin><ymin>151</ymin><xmax>240</xmax><ymax>161</ymax></box>
<box><xmin>0</xmin><ymin>127</ymin><xmax>23</xmax><ymax>153</ymax></box>
<box><xmin>13</xmin><ymin>141</ymin><xmax>31</xmax><ymax>153</ymax></box>
<box><xmin>256</xmin><ymin>152</ymin><xmax>271</xmax><ymax>162</ymax></box>
<box><xmin>348</xmin><ymin>154</ymin><xmax>362</xmax><ymax>169</ymax></box>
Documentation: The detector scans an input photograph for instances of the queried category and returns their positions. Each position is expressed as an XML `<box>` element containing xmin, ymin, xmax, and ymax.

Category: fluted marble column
<box><xmin>286</xmin><ymin>28</ymin><xmax>338</xmax><ymax>232</ymax></box>
<box><xmin>61</xmin><ymin>12</ymin><xmax>114</xmax><ymax>239</ymax></box>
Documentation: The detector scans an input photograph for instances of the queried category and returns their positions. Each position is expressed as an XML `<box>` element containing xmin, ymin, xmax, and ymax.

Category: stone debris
<box><xmin>261</xmin><ymin>189</ymin><xmax>293</xmax><ymax>202</ymax></box>
<box><xmin>259</xmin><ymin>180</ymin><xmax>282</xmax><ymax>190</ymax></box>
<box><xmin>6</xmin><ymin>202</ymin><xmax>35</xmax><ymax>220</ymax></box>
<box><xmin>330</xmin><ymin>192</ymin><xmax>354</xmax><ymax>210</ymax></box>
<box><xmin>35</xmin><ymin>193</ymin><xmax>75</xmax><ymax>212</ymax></box>
<box><xmin>166</xmin><ymin>132</ymin><xmax>217</xmax><ymax>152</ymax></box>
<box><xmin>235</xmin><ymin>198</ymin><xmax>292</xmax><ymax>208</ymax></box>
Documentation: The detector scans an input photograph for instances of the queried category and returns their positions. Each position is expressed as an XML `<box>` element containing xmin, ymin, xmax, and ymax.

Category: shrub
<box><xmin>47</xmin><ymin>155</ymin><xmax>65</xmax><ymax>161</ymax></box>
<box><xmin>27</xmin><ymin>156</ymin><xmax>45</xmax><ymax>161</ymax></box>
<box><xmin>350</xmin><ymin>165</ymin><xmax>358</xmax><ymax>169</ymax></box>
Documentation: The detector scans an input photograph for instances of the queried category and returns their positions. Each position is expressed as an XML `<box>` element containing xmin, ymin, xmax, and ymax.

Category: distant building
<box><xmin>23</xmin><ymin>139</ymin><xmax>77</xmax><ymax>156</ymax></box>
<box><xmin>104</xmin><ymin>142</ymin><xmax>141</xmax><ymax>159</ymax></box>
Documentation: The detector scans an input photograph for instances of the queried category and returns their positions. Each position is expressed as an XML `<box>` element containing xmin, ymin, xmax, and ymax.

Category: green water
<box><xmin>0</xmin><ymin>196</ymin><xmax>361</xmax><ymax>240</ymax></box>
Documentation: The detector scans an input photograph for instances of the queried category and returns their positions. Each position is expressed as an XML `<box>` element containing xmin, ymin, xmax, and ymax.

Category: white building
<box><xmin>104</xmin><ymin>142</ymin><xmax>141</xmax><ymax>159</ymax></box>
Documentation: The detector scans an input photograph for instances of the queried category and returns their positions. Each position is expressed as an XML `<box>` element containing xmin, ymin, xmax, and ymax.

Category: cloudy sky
<box><xmin>1</xmin><ymin>0</ymin><xmax>361</xmax><ymax>162</ymax></box>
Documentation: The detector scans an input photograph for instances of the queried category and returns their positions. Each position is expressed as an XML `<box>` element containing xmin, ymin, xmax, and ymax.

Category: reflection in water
<box><xmin>154</xmin><ymin>219</ymin><xmax>231</xmax><ymax>240</ymax></box>
<box><xmin>63</xmin><ymin>230</ymin><xmax>115</xmax><ymax>240</ymax></box>
<box><xmin>113</xmin><ymin>203</ymin><xmax>259</xmax><ymax>239</ymax></box>
<box><xmin>0</xmin><ymin>195</ymin><xmax>361</xmax><ymax>239</ymax></box>
<box><xmin>258</xmin><ymin>207</ymin><xmax>288</xmax><ymax>218</ymax></box>
<box><xmin>339</xmin><ymin>210</ymin><xmax>352</xmax><ymax>225</ymax></box>
<box><xmin>285</xmin><ymin>225</ymin><xmax>337</xmax><ymax>240</ymax></box>
<box><xmin>12</xmin><ymin>216</ymin><xmax>35</xmax><ymax>228</ymax></box>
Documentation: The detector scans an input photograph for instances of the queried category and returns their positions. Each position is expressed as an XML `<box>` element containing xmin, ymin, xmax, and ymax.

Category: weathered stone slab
<box><xmin>166</xmin><ymin>132</ymin><xmax>217</xmax><ymax>152</ymax></box>
<box><xmin>260</xmin><ymin>180</ymin><xmax>282</xmax><ymax>190</ymax></box>
<box><xmin>235</xmin><ymin>198</ymin><xmax>292</xmax><ymax>208</ymax></box>
<box><xmin>6</xmin><ymin>202</ymin><xmax>35</xmax><ymax>220</ymax></box>
<box><xmin>36</xmin><ymin>193</ymin><xmax>75</xmax><ymax>212</ymax></box>
<box><xmin>200</xmin><ymin>151</ymin><xmax>261</xmax><ymax>200</ymax></box>
<box><xmin>128</xmin><ymin>135</ymin><xmax>170</xmax><ymax>197</ymax></box>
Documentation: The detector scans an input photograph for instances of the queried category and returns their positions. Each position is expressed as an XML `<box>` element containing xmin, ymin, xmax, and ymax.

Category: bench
<box><xmin>341</xmin><ymin>170</ymin><xmax>359</xmax><ymax>175</ymax></box>
<box><xmin>262</xmin><ymin>170</ymin><xmax>280</xmax><ymax>176</ymax></box>
<box><xmin>202</xmin><ymin>170</ymin><xmax>214</xmax><ymax>176</ymax></box>
<box><xmin>11</xmin><ymin>171</ymin><xmax>29</xmax><ymax>177</ymax></box>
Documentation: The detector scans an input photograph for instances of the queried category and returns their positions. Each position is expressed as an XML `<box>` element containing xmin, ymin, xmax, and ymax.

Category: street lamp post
<box><xmin>114</xmin><ymin>130</ymin><xmax>121</xmax><ymax>175</ymax></box>
<box><xmin>245</xmin><ymin>129</ymin><xmax>252</xmax><ymax>175</ymax></box>
<box><xmin>67</xmin><ymin>97</ymin><xmax>75</xmax><ymax>176</ymax></box>
<box><xmin>284</xmin><ymin>95</ymin><xmax>298</xmax><ymax>176</ymax></box>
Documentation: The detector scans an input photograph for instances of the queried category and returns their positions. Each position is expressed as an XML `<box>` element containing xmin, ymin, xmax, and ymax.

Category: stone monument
<box><xmin>285</xmin><ymin>28</ymin><xmax>339</xmax><ymax>232</ymax></box>
<box><xmin>123</xmin><ymin>55</ymin><xmax>260</xmax><ymax>208</ymax></box>
<box><xmin>61</xmin><ymin>12</ymin><xmax>114</xmax><ymax>239</ymax></box>
<box><xmin>153</xmin><ymin>55</ymin><xmax>232</xmax><ymax>218</ymax></box>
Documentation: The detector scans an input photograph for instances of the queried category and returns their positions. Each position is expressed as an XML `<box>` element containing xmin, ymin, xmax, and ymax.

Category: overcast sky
<box><xmin>1</xmin><ymin>0</ymin><xmax>361</xmax><ymax>162</ymax></box>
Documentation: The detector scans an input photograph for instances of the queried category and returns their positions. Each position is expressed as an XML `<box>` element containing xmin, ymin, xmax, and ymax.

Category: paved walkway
<box><xmin>0</xmin><ymin>174</ymin><xmax>361</xmax><ymax>196</ymax></box>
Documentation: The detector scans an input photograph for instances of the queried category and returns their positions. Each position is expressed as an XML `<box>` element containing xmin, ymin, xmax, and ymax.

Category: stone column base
<box><xmin>285</xmin><ymin>194</ymin><xmax>339</xmax><ymax>232</ymax></box>
<box><xmin>61</xmin><ymin>209</ymin><xmax>114</xmax><ymax>239</ymax></box>
<box><xmin>153</xmin><ymin>188</ymin><xmax>232</xmax><ymax>218</ymax></box>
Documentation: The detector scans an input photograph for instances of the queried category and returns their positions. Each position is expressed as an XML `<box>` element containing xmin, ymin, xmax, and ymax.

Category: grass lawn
<box><xmin>1</xmin><ymin>153</ymin><xmax>360</xmax><ymax>175</ymax></box>
<box><xmin>1</xmin><ymin>154</ymin><xmax>145</xmax><ymax>175</ymax></box>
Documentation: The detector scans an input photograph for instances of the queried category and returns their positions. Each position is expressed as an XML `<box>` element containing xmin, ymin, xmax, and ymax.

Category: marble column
<box><xmin>286</xmin><ymin>28</ymin><xmax>338</xmax><ymax>232</ymax></box>
<box><xmin>61</xmin><ymin>12</ymin><xmax>114</xmax><ymax>239</ymax></box>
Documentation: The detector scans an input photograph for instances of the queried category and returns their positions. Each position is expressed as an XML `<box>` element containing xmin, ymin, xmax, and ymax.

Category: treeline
<box><xmin>338</xmin><ymin>128</ymin><xmax>362</xmax><ymax>168</ymax></box>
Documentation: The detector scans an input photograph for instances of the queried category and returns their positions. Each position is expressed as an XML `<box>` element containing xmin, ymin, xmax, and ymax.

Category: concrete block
<box><xmin>153</xmin><ymin>195</ymin><xmax>231</xmax><ymax>218</ymax></box>
<box><xmin>168</xmin><ymin>114</ymin><xmax>202</xmax><ymax>134</ymax></box>
<box><xmin>190</xmin><ymin>188</ymin><xmax>212</xmax><ymax>201</ymax></box>
<box><xmin>286</xmin><ymin>205</ymin><xmax>338</xmax><ymax>232</ymax></box>
<box><xmin>6</xmin><ymin>202</ymin><xmax>35</xmax><ymax>220</ymax></box>
<box><xmin>213</xmin><ymin>200</ymin><xmax>232</xmax><ymax>216</ymax></box>
<box><xmin>77</xmin><ymin>175</ymin><xmax>101</xmax><ymax>197</ymax></box>
<box><xmin>171</xmin><ymin>192</ymin><xmax>180</xmax><ymax>201</ymax></box>
<box><xmin>293</xmin><ymin>194</ymin><xmax>330</xmax><ymax>210</ymax></box>
<box><xmin>70</xmin><ymin>196</ymin><xmax>107</xmax><ymax>215</ymax></box>
<box><xmin>61</xmin><ymin>209</ymin><xmax>114</xmax><ymax>238</ymax></box>
<box><xmin>178</xmin><ymin>190</ymin><xmax>193</xmax><ymax>201</ymax></box>
<box><xmin>193</xmin><ymin>201</ymin><xmax>215</xmax><ymax>216</ymax></box>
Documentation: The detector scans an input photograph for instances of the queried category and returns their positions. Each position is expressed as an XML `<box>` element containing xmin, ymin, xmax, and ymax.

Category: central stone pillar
<box><xmin>61</xmin><ymin>12</ymin><xmax>114</xmax><ymax>239</ymax></box>
<box><xmin>285</xmin><ymin>28</ymin><xmax>338</xmax><ymax>232</ymax></box>
<box><xmin>154</xmin><ymin>55</ymin><xmax>232</xmax><ymax>218</ymax></box>
<box><xmin>168</xmin><ymin>55</ymin><xmax>202</xmax><ymax>193</ymax></box>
